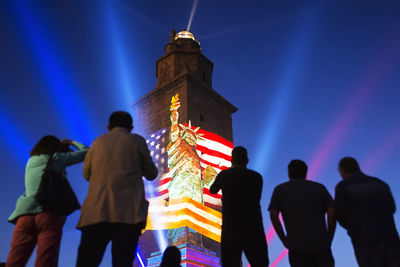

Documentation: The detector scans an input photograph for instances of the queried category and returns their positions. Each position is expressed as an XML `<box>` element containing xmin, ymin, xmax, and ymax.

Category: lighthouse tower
<box><xmin>132</xmin><ymin>30</ymin><xmax>237</xmax><ymax>267</ymax></box>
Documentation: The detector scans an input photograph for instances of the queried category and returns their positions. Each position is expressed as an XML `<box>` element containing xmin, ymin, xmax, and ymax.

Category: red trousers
<box><xmin>6</xmin><ymin>212</ymin><xmax>64</xmax><ymax>267</ymax></box>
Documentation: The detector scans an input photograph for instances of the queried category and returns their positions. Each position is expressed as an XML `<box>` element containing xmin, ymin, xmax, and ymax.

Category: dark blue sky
<box><xmin>1</xmin><ymin>0</ymin><xmax>399</xmax><ymax>266</ymax></box>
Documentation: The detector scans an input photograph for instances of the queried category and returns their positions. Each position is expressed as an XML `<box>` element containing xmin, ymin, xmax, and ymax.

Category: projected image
<box><xmin>137</xmin><ymin>94</ymin><xmax>233</xmax><ymax>266</ymax></box>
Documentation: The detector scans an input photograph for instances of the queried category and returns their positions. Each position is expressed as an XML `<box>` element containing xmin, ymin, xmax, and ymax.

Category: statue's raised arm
<box><xmin>169</xmin><ymin>93</ymin><xmax>181</xmax><ymax>144</ymax></box>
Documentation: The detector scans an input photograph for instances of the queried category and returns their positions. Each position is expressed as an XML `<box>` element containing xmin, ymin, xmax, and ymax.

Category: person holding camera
<box><xmin>6</xmin><ymin>136</ymin><xmax>87</xmax><ymax>267</ymax></box>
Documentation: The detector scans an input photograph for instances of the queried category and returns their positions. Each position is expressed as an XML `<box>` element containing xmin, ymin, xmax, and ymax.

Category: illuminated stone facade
<box><xmin>132</xmin><ymin>30</ymin><xmax>237</xmax><ymax>267</ymax></box>
<box><xmin>132</xmin><ymin>30</ymin><xmax>237</xmax><ymax>142</ymax></box>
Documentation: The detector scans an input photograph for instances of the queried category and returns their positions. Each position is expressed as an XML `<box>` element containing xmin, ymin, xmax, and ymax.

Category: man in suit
<box><xmin>76</xmin><ymin>111</ymin><xmax>158</xmax><ymax>267</ymax></box>
<box><xmin>335</xmin><ymin>157</ymin><xmax>400</xmax><ymax>267</ymax></box>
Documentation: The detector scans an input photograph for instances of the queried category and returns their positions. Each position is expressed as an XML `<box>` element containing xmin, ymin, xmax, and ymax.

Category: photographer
<box><xmin>6</xmin><ymin>136</ymin><xmax>87</xmax><ymax>267</ymax></box>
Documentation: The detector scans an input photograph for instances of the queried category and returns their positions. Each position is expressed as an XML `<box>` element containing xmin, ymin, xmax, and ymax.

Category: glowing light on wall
<box><xmin>9</xmin><ymin>0</ymin><xmax>95</xmax><ymax>143</ymax></box>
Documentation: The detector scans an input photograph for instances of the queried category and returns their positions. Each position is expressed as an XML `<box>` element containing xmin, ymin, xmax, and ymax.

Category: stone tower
<box><xmin>132</xmin><ymin>30</ymin><xmax>237</xmax><ymax>141</ymax></box>
<box><xmin>132</xmin><ymin>30</ymin><xmax>237</xmax><ymax>267</ymax></box>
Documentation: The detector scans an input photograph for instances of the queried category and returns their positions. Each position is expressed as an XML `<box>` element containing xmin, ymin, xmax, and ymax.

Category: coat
<box><xmin>77</xmin><ymin>127</ymin><xmax>158</xmax><ymax>229</ymax></box>
<box><xmin>8</xmin><ymin>142</ymin><xmax>88</xmax><ymax>224</ymax></box>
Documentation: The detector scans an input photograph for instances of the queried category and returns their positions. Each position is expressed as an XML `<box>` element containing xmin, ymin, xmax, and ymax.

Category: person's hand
<box><xmin>61</xmin><ymin>139</ymin><xmax>73</xmax><ymax>145</ymax></box>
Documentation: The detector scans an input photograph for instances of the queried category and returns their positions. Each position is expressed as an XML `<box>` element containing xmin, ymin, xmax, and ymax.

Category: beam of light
<box><xmin>198</xmin><ymin>19</ymin><xmax>268</xmax><ymax>40</ymax></box>
<box><xmin>136</xmin><ymin>248</ymin><xmax>146</xmax><ymax>267</ymax></box>
<box><xmin>187</xmin><ymin>0</ymin><xmax>199</xmax><ymax>32</ymax></box>
<box><xmin>103</xmin><ymin>0</ymin><xmax>137</xmax><ymax>112</ymax></box>
<box><xmin>268</xmin><ymin>35</ymin><xmax>400</xmax><ymax>267</ymax></box>
<box><xmin>8</xmin><ymin>0</ymin><xmax>96</xmax><ymax>143</ymax></box>
<box><xmin>270</xmin><ymin>249</ymin><xmax>289</xmax><ymax>267</ymax></box>
<box><xmin>0</xmin><ymin>100</ymin><xmax>32</xmax><ymax>165</ymax></box>
<box><xmin>253</xmin><ymin>5</ymin><xmax>318</xmax><ymax>175</ymax></box>
<box><xmin>116</xmin><ymin>0</ymin><xmax>168</xmax><ymax>36</ymax></box>
<box><xmin>362</xmin><ymin>126</ymin><xmax>400</xmax><ymax>174</ymax></box>
<box><xmin>103</xmin><ymin>0</ymin><xmax>168</xmax><ymax>253</ymax></box>
<box><xmin>307</xmin><ymin>37</ymin><xmax>400</xmax><ymax>180</ymax></box>
<box><xmin>250</xmin><ymin>5</ymin><xmax>319</xmax><ymax>266</ymax></box>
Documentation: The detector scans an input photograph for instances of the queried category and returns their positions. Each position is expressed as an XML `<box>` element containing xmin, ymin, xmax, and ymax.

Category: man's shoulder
<box><xmin>245</xmin><ymin>168</ymin><xmax>262</xmax><ymax>177</ymax></box>
<box><xmin>273</xmin><ymin>180</ymin><xmax>291</xmax><ymax>191</ymax></box>
<box><xmin>225</xmin><ymin>168</ymin><xmax>262</xmax><ymax>178</ymax></box>
<box><xmin>305</xmin><ymin>179</ymin><xmax>329</xmax><ymax>191</ymax></box>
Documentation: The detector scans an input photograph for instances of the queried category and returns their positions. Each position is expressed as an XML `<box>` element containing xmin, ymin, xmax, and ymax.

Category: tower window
<box><xmin>200</xmin><ymin>115</ymin><xmax>204</xmax><ymax>122</ymax></box>
<box><xmin>202</xmin><ymin>73</ymin><xmax>206</xmax><ymax>82</ymax></box>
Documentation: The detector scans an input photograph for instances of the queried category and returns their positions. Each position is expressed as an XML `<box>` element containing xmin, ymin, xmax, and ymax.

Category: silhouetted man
<box><xmin>335</xmin><ymin>157</ymin><xmax>400</xmax><ymax>267</ymax></box>
<box><xmin>268</xmin><ymin>160</ymin><xmax>335</xmax><ymax>267</ymax></box>
<box><xmin>210</xmin><ymin>146</ymin><xmax>269</xmax><ymax>267</ymax></box>
<box><xmin>76</xmin><ymin>111</ymin><xmax>158</xmax><ymax>267</ymax></box>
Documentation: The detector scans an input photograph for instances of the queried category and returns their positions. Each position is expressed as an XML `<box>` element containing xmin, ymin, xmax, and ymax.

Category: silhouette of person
<box><xmin>268</xmin><ymin>159</ymin><xmax>335</xmax><ymax>267</ymax></box>
<box><xmin>6</xmin><ymin>136</ymin><xmax>88</xmax><ymax>267</ymax></box>
<box><xmin>75</xmin><ymin>111</ymin><xmax>158</xmax><ymax>267</ymax></box>
<box><xmin>160</xmin><ymin>246</ymin><xmax>181</xmax><ymax>267</ymax></box>
<box><xmin>334</xmin><ymin>157</ymin><xmax>400</xmax><ymax>267</ymax></box>
<box><xmin>210</xmin><ymin>146</ymin><xmax>269</xmax><ymax>267</ymax></box>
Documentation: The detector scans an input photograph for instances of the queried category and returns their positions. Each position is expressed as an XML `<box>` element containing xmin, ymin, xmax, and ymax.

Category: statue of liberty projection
<box><xmin>167</xmin><ymin>93</ymin><xmax>217</xmax><ymax>204</ymax></box>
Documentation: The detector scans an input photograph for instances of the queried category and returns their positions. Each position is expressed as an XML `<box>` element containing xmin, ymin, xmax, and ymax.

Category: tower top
<box><xmin>175</xmin><ymin>30</ymin><xmax>200</xmax><ymax>46</ymax></box>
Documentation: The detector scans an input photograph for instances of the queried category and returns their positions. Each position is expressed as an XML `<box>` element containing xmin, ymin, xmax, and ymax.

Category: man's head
<box><xmin>108</xmin><ymin>111</ymin><xmax>133</xmax><ymax>131</ymax></box>
<box><xmin>231</xmin><ymin>146</ymin><xmax>248</xmax><ymax>167</ymax></box>
<box><xmin>338</xmin><ymin>157</ymin><xmax>360</xmax><ymax>179</ymax></box>
<box><xmin>288</xmin><ymin>159</ymin><xmax>307</xmax><ymax>180</ymax></box>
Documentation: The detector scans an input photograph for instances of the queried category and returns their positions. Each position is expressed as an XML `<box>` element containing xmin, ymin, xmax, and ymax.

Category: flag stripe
<box><xmin>147</xmin><ymin>125</ymin><xmax>233</xmax><ymax>210</ymax></box>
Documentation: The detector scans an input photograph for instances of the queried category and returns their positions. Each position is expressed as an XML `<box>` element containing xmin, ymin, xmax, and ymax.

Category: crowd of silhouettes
<box><xmin>3</xmin><ymin>111</ymin><xmax>400</xmax><ymax>267</ymax></box>
<box><xmin>212</xmin><ymin>146</ymin><xmax>400</xmax><ymax>267</ymax></box>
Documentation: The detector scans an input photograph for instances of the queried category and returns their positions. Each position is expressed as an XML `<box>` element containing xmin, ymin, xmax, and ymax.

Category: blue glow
<box><xmin>103</xmin><ymin>0</ymin><xmax>137</xmax><ymax>111</ymax></box>
<box><xmin>9</xmin><ymin>0</ymin><xmax>96</xmax><ymax>143</ymax></box>
<box><xmin>136</xmin><ymin>248</ymin><xmax>146</xmax><ymax>267</ymax></box>
<box><xmin>252</xmin><ymin>6</ymin><xmax>319</xmax><ymax>174</ymax></box>
<box><xmin>0</xmin><ymin>101</ymin><xmax>31</xmax><ymax>165</ymax></box>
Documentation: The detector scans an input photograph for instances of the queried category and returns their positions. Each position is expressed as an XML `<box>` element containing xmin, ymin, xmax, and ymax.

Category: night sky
<box><xmin>1</xmin><ymin>0</ymin><xmax>400</xmax><ymax>266</ymax></box>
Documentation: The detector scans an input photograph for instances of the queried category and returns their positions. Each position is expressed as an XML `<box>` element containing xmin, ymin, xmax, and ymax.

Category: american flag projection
<box><xmin>145</xmin><ymin>124</ymin><xmax>233</xmax><ymax>210</ymax></box>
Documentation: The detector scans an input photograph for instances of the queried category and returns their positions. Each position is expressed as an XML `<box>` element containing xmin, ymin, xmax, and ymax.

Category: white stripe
<box><xmin>150</xmin><ymin>214</ymin><xmax>221</xmax><ymax>236</ymax></box>
<box><xmin>204</xmin><ymin>196</ymin><xmax>222</xmax><ymax>206</ymax></box>
<box><xmin>148</xmin><ymin>202</ymin><xmax>222</xmax><ymax>224</ymax></box>
<box><xmin>200</xmin><ymin>153</ymin><xmax>231</xmax><ymax>168</ymax></box>
<box><xmin>197</xmin><ymin>138</ymin><xmax>233</xmax><ymax>156</ymax></box>
<box><xmin>200</xmin><ymin>162</ymin><xmax>223</xmax><ymax>172</ymax></box>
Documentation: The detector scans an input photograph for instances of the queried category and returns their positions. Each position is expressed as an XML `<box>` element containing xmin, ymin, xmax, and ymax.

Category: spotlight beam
<box><xmin>187</xmin><ymin>0</ymin><xmax>199</xmax><ymax>32</ymax></box>
<box><xmin>9</xmin><ymin>0</ymin><xmax>96</xmax><ymax>143</ymax></box>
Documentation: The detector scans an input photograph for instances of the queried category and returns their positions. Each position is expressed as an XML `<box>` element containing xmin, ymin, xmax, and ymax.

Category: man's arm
<box><xmin>269</xmin><ymin>210</ymin><xmax>288</xmax><ymax>248</ymax></box>
<box><xmin>334</xmin><ymin>183</ymin><xmax>347</xmax><ymax>228</ymax></box>
<box><xmin>210</xmin><ymin>173</ymin><xmax>222</xmax><ymax>194</ymax></box>
<box><xmin>327</xmin><ymin>206</ymin><xmax>336</xmax><ymax>243</ymax></box>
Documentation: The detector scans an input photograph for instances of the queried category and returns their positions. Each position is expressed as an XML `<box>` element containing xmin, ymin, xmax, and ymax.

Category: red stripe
<box><xmin>158</xmin><ymin>177</ymin><xmax>171</xmax><ymax>186</ymax></box>
<box><xmin>200</xmin><ymin>158</ymin><xmax>229</xmax><ymax>170</ymax></box>
<box><xmin>155</xmin><ymin>189</ymin><xmax>168</xmax><ymax>197</ymax></box>
<box><xmin>203</xmin><ymin>188</ymin><xmax>222</xmax><ymax>199</ymax></box>
<box><xmin>204</xmin><ymin>202</ymin><xmax>222</xmax><ymax>210</ymax></box>
<box><xmin>184</xmin><ymin>123</ymin><xmax>234</xmax><ymax>148</ymax></box>
<box><xmin>197</xmin><ymin>144</ymin><xmax>231</xmax><ymax>161</ymax></box>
